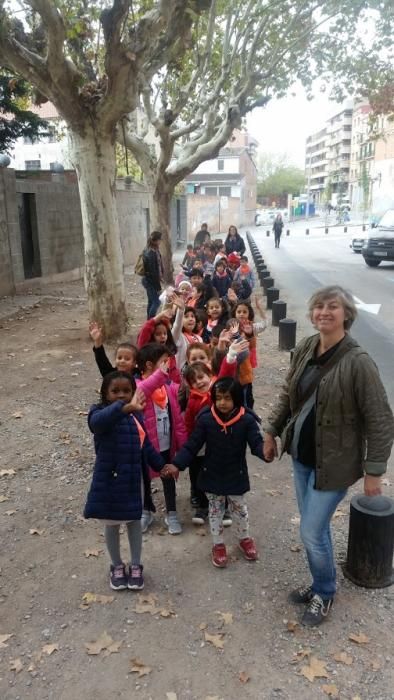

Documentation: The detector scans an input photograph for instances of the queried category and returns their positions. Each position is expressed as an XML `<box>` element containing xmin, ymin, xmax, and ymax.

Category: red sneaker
<box><xmin>239</xmin><ymin>537</ymin><xmax>258</xmax><ymax>561</ymax></box>
<box><xmin>211</xmin><ymin>543</ymin><xmax>228</xmax><ymax>568</ymax></box>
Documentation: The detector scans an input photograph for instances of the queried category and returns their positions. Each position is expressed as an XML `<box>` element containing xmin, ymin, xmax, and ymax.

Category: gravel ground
<box><xmin>0</xmin><ymin>260</ymin><xmax>393</xmax><ymax>700</ymax></box>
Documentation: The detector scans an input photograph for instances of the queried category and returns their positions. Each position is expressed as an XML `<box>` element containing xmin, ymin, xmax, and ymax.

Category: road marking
<box><xmin>353</xmin><ymin>295</ymin><xmax>381</xmax><ymax>315</ymax></box>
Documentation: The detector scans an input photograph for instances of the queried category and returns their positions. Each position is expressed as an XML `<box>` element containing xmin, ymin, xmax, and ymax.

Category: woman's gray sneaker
<box><xmin>165</xmin><ymin>511</ymin><xmax>182</xmax><ymax>535</ymax></box>
<box><xmin>301</xmin><ymin>594</ymin><xmax>333</xmax><ymax>626</ymax></box>
<box><xmin>288</xmin><ymin>585</ymin><xmax>314</xmax><ymax>605</ymax></box>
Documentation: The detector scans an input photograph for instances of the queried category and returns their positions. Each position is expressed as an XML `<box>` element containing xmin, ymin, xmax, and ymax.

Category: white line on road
<box><xmin>353</xmin><ymin>295</ymin><xmax>381</xmax><ymax>315</ymax></box>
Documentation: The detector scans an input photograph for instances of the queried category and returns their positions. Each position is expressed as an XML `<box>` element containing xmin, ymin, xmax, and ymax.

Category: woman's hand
<box><xmin>161</xmin><ymin>464</ymin><xmax>179</xmax><ymax>479</ymax></box>
<box><xmin>364</xmin><ymin>474</ymin><xmax>382</xmax><ymax>497</ymax></box>
<box><xmin>263</xmin><ymin>433</ymin><xmax>278</xmax><ymax>462</ymax></box>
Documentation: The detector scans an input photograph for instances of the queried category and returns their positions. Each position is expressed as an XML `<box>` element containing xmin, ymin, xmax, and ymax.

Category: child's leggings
<box><xmin>206</xmin><ymin>494</ymin><xmax>249</xmax><ymax>545</ymax></box>
<box><xmin>104</xmin><ymin>521</ymin><xmax>142</xmax><ymax>567</ymax></box>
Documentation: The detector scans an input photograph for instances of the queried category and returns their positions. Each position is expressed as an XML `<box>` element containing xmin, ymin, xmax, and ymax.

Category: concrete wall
<box><xmin>0</xmin><ymin>170</ymin><xmax>185</xmax><ymax>295</ymax></box>
<box><xmin>186</xmin><ymin>194</ymin><xmax>241</xmax><ymax>242</ymax></box>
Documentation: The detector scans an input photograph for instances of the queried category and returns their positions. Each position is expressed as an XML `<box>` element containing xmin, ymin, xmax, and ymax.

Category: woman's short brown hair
<box><xmin>308</xmin><ymin>285</ymin><xmax>357</xmax><ymax>330</ymax></box>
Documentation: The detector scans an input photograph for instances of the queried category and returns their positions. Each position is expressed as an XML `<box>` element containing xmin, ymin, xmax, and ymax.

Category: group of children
<box><xmin>84</xmin><ymin>238</ymin><xmax>269</xmax><ymax>591</ymax></box>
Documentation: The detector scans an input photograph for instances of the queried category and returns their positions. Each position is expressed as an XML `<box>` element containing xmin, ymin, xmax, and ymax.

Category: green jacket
<box><xmin>266</xmin><ymin>333</ymin><xmax>394</xmax><ymax>490</ymax></box>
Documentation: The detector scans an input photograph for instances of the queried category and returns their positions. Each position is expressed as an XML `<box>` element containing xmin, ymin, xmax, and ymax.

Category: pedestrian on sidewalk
<box><xmin>141</xmin><ymin>231</ymin><xmax>164</xmax><ymax>319</ymax></box>
<box><xmin>263</xmin><ymin>285</ymin><xmax>394</xmax><ymax>627</ymax></box>
<box><xmin>225</xmin><ymin>225</ymin><xmax>246</xmax><ymax>256</ymax></box>
<box><xmin>273</xmin><ymin>213</ymin><xmax>283</xmax><ymax>248</ymax></box>
<box><xmin>164</xmin><ymin>377</ymin><xmax>268</xmax><ymax>568</ymax></box>
<box><xmin>84</xmin><ymin>371</ymin><xmax>171</xmax><ymax>592</ymax></box>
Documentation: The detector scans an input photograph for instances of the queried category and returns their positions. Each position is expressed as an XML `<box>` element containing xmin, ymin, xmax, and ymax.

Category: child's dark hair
<box><xmin>186</xmin><ymin>342</ymin><xmax>211</xmax><ymax>361</ymax></box>
<box><xmin>136</xmin><ymin>343</ymin><xmax>169</xmax><ymax>373</ymax></box>
<box><xmin>116</xmin><ymin>341</ymin><xmax>137</xmax><ymax>355</ymax></box>
<box><xmin>184</xmin><ymin>361</ymin><xmax>212</xmax><ymax>387</ymax></box>
<box><xmin>194</xmin><ymin>307</ymin><xmax>208</xmax><ymax>329</ymax></box>
<box><xmin>149</xmin><ymin>319</ymin><xmax>177</xmax><ymax>355</ymax></box>
<box><xmin>232</xmin><ymin>301</ymin><xmax>255</xmax><ymax>321</ymax></box>
<box><xmin>190</xmin><ymin>267</ymin><xmax>204</xmax><ymax>278</ymax></box>
<box><xmin>211</xmin><ymin>377</ymin><xmax>243</xmax><ymax>409</ymax></box>
<box><xmin>100</xmin><ymin>371</ymin><xmax>136</xmax><ymax>405</ymax></box>
<box><xmin>240</xmin><ymin>255</ymin><xmax>248</xmax><ymax>263</ymax></box>
<box><xmin>206</xmin><ymin>297</ymin><xmax>230</xmax><ymax>323</ymax></box>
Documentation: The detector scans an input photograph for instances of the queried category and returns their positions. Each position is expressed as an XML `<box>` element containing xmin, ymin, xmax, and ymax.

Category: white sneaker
<box><xmin>141</xmin><ymin>510</ymin><xmax>154</xmax><ymax>533</ymax></box>
<box><xmin>165</xmin><ymin>511</ymin><xmax>182</xmax><ymax>535</ymax></box>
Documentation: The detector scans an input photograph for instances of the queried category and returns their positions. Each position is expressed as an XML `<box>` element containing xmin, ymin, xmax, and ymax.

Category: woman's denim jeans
<box><xmin>292</xmin><ymin>458</ymin><xmax>347</xmax><ymax>599</ymax></box>
<box><xmin>142</xmin><ymin>277</ymin><xmax>161</xmax><ymax>319</ymax></box>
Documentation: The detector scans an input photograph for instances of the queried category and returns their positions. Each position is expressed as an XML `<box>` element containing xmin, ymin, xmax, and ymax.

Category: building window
<box><xmin>217</xmin><ymin>159</ymin><xmax>224</xmax><ymax>171</ymax></box>
<box><xmin>219</xmin><ymin>186</ymin><xmax>231</xmax><ymax>196</ymax></box>
<box><xmin>205</xmin><ymin>186</ymin><xmax>218</xmax><ymax>196</ymax></box>
<box><xmin>25</xmin><ymin>160</ymin><xmax>41</xmax><ymax>170</ymax></box>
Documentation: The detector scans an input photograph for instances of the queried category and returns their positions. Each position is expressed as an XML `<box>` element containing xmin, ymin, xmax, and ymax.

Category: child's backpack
<box><xmin>135</xmin><ymin>250</ymin><xmax>146</xmax><ymax>276</ymax></box>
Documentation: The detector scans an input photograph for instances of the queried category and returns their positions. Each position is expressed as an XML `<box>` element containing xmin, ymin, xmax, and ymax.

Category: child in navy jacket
<box><xmin>84</xmin><ymin>371</ymin><xmax>171</xmax><ymax>592</ymax></box>
<box><xmin>164</xmin><ymin>377</ymin><xmax>267</xmax><ymax>568</ymax></box>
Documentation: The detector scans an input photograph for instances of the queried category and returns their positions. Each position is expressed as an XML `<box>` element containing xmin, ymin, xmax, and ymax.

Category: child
<box><xmin>177</xmin><ymin>342</ymin><xmax>212</xmax><ymax>413</ymax></box>
<box><xmin>136</xmin><ymin>343</ymin><xmax>187</xmax><ymax>535</ymax></box>
<box><xmin>183</xmin><ymin>339</ymin><xmax>248</xmax><ymax>525</ymax></box>
<box><xmin>84</xmin><ymin>371</ymin><xmax>171</xmax><ymax>591</ymax></box>
<box><xmin>165</xmin><ymin>377</ymin><xmax>266</xmax><ymax>567</ymax></box>
<box><xmin>89</xmin><ymin>321</ymin><xmax>137</xmax><ymax>377</ymax></box>
<box><xmin>137</xmin><ymin>311</ymin><xmax>180</xmax><ymax>384</ymax></box>
<box><xmin>231</xmin><ymin>299</ymin><xmax>267</xmax><ymax>409</ymax></box>
<box><xmin>182</xmin><ymin>244</ymin><xmax>197</xmax><ymax>270</ymax></box>
<box><xmin>202</xmin><ymin>297</ymin><xmax>229</xmax><ymax>343</ymax></box>
<box><xmin>233</xmin><ymin>256</ymin><xmax>255</xmax><ymax>290</ymax></box>
<box><xmin>171</xmin><ymin>298</ymin><xmax>203</xmax><ymax>370</ymax></box>
<box><xmin>212</xmin><ymin>260</ymin><xmax>233</xmax><ymax>299</ymax></box>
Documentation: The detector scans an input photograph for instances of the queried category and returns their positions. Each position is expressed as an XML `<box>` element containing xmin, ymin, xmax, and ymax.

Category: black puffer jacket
<box><xmin>143</xmin><ymin>247</ymin><xmax>162</xmax><ymax>290</ymax></box>
<box><xmin>173</xmin><ymin>406</ymin><xmax>265</xmax><ymax>495</ymax></box>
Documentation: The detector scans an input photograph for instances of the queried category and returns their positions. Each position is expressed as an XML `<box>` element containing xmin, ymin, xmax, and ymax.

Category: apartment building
<box><xmin>305</xmin><ymin>102</ymin><xmax>353</xmax><ymax>205</ymax></box>
<box><xmin>350</xmin><ymin>101</ymin><xmax>394</xmax><ymax>215</ymax></box>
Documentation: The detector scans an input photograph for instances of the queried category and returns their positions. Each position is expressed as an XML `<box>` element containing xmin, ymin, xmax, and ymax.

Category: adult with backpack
<box><xmin>136</xmin><ymin>231</ymin><xmax>164</xmax><ymax>319</ymax></box>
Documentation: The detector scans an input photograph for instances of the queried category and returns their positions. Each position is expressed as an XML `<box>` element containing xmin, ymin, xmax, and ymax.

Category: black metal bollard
<box><xmin>344</xmin><ymin>226</ymin><xmax>347</xmax><ymax>233</ymax></box>
<box><xmin>272</xmin><ymin>300</ymin><xmax>287</xmax><ymax>327</ymax></box>
<box><xmin>362</xmin><ymin>224</ymin><xmax>366</xmax><ymax>232</ymax></box>
<box><xmin>266</xmin><ymin>287</ymin><xmax>280</xmax><ymax>309</ymax></box>
<box><xmin>343</xmin><ymin>495</ymin><xmax>394</xmax><ymax>588</ymax></box>
<box><xmin>325</xmin><ymin>227</ymin><xmax>329</xmax><ymax>234</ymax></box>
<box><xmin>286</xmin><ymin>229</ymin><xmax>290</xmax><ymax>236</ymax></box>
<box><xmin>266</xmin><ymin>230</ymin><xmax>270</xmax><ymax>236</ymax></box>
<box><xmin>279</xmin><ymin>318</ymin><xmax>296</xmax><ymax>350</ymax></box>
<box><xmin>306</xmin><ymin>229</ymin><xmax>309</xmax><ymax>235</ymax></box>
<box><xmin>262</xmin><ymin>276</ymin><xmax>274</xmax><ymax>291</ymax></box>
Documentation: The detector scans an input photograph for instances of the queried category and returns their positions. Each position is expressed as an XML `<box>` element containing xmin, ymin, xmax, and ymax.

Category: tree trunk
<box><xmin>152</xmin><ymin>187</ymin><xmax>174</xmax><ymax>284</ymax></box>
<box><xmin>69</xmin><ymin>126</ymin><xmax>128</xmax><ymax>339</ymax></box>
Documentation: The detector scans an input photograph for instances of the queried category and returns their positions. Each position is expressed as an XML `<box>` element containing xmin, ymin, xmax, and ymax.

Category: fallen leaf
<box><xmin>10</xmin><ymin>658</ymin><xmax>23</xmax><ymax>673</ymax></box>
<box><xmin>84</xmin><ymin>549</ymin><xmax>102</xmax><ymax>558</ymax></box>
<box><xmin>12</xmin><ymin>412</ymin><xmax>23</xmax><ymax>419</ymax></box>
<box><xmin>166</xmin><ymin>694</ymin><xmax>177</xmax><ymax>700</ymax></box>
<box><xmin>5</xmin><ymin>509</ymin><xmax>16</xmax><ymax>516</ymax></box>
<box><xmin>300</xmin><ymin>656</ymin><xmax>329</xmax><ymax>682</ymax></box>
<box><xmin>322</xmin><ymin>684</ymin><xmax>339</xmax><ymax>698</ymax></box>
<box><xmin>286</xmin><ymin>620</ymin><xmax>299</xmax><ymax>633</ymax></box>
<box><xmin>239</xmin><ymin>671</ymin><xmax>250</xmax><ymax>684</ymax></box>
<box><xmin>352</xmin><ymin>696</ymin><xmax>362</xmax><ymax>700</ymax></box>
<box><xmin>78</xmin><ymin>410</ymin><xmax>89</xmax><ymax>416</ymax></box>
<box><xmin>216</xmin><ymin>611</ymin><xmax>233</xmax><ymax>625</ymax></box>
<box><xmin>266</xmin><ymin>489</ymin><xmax>280</xmax><ymax>496</ymax></box>
<box><xmin>243</xmin><ymin>602</ymin><xmax>254</xmax><ymax>613</ymax></box>
<box><xmin>205</xmin><ymin>696</ymin><xmax>223</xmax><ymax>700</ymax></box>
<box><xmin>27</xmin><ymin>662</ymin><xmax>36</xmax><ymax>673</ymax></box>
<box><xmin>81</xmin><ymin>592</ymin><xmax>114</xmax><ymax>606</ymax></box>
<box><xmin>370</xmin><ymin>659</ymin><xmax>381</xmax><ymax>671</ymax></box>
<box><xmin>85</xmin><ymin>631</ymin><xmax>122</xmax><ymax>656</ymax></box>
<box><xmin>291</xmin><ymin>648</ymin><xmax>311</xmax><ymax>663</ymax></box>
<box><xmin>349</xmin><ymin>632</ymin><xmax>369</xmax><ymax>645</ymax></box>
<box><xmin>199</xmin><ymin>623</ymin><xmax>207</xmax><ymax>630</ymax></box>
<box><xmin>0</xmin><ymin>633</ymin><xmax>13</xmax><ymax>648</ymax></box>
<box><xmin>333</xmin><ymin>651</ymin><xmax>353</xmax><ymax>665</ymax></box>
<box><xmin>0</xmin><ymin>495</ymin><xmax>9</xmax><ymax>502</ymax></box>
<box><xmin>134</xmin><ymin>593</ymin><xmax>159</xmax><ymax>615</ymax></box>
<box><xmin>291</xmin><ymin>515</ymin><xmax>301</xmax><ymax>525</ymax></box>
<box><xmin>290</xmin><ymin>544</ymin><xmax>301</xmax><ymax>552</ymax></box>
<box><xmin>195</xmin><ymin>528</ymin><xmax>207</xmax><ymax>536</ymax></box>
<box><xmin>129</xmin><ymin>657</ymin><xmax>152</xmax><ymax>677</ymax></box>
<box><xmin>381</xmin><ymin>477</ymin><xmax>391</xmax><ymax>486</ymax></box>
<box><xmin>0</xmin><ymin>469</ymin><xmax>16</xmax><ymax>477</ymax></box>
<box><xmin>29</xmin><ymin>528</ymin><xmax>45</xmax><ymax>536</ymax></box>
<box><xmin>159</xmin><ymin>607</ymin><xmax>176</xmax><ymax>618</ymax></box>
<box><xmin>204</xmin><ymin>631</ymin><xmax>225</xmax><ymax>650</ymax></box>
<box><xmin>42</xmin><ymin>643</ymin><xmax>59</xmax><ymax>656</ymax></box>
<box><xmin>333</xmin><ymin>508</ymin><xmax>345</xmax><ymax>518</ymax></box>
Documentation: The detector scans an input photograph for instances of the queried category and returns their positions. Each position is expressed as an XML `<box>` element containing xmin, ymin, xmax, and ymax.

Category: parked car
<box><xmin>350</xmin><ymin>237</ymin><xmax>365</xmax><ymax>253</ymax></box>
<box><xmin>361</xmin><ymin>209</ymin><xmax>394</xmax><ymax>267</ymax></box>
<box><xmin>255</xmin><ymin>209</ymin><xmax>288</xmax><ymax>226</ymax></box>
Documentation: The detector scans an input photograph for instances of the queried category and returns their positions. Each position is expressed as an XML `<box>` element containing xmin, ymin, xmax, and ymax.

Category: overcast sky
<box><xmin>246</xmin><ymin>89</ymin><xmax>339</xmax><ymax>168</ymax></box>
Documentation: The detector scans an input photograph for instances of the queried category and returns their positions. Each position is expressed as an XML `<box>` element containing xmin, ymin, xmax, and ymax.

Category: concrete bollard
<box><xmin>343</xmin><ymin>495</ymin><xmax>394</xmax><ymax>588</ymax></box>
<box><xmin>279</xmin><ymin>318</ymin><xmax>297</xmax><ymax>350</ymax></box>
<box><xmin>272</xmin><ymin>300</ymin><xmax>287</xmax><ymax>327</ymax></box>
<box><xmin>266</xmin><ymin>287</ymin><xmax>280</xmax><ymax>309</ymax></box>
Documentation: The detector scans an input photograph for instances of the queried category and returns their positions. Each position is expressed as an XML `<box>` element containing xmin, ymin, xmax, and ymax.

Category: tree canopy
<box><xmin>0</xmin><ymin>72</ymin><xmax>48</xmax><ymax>153</ymax></box>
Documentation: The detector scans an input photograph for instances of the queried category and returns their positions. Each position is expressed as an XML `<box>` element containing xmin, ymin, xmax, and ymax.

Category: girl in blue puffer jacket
<box><xmin>84</xmin><ymin>371</ymin><xmax>169</xmax><ymax>592</ymax></box>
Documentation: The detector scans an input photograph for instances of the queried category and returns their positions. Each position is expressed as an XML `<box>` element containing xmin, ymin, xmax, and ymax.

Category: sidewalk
<box><xmin>0</xmin><ymin>265</ymin><xmax>393</xmax><ymax>700</ymax></box>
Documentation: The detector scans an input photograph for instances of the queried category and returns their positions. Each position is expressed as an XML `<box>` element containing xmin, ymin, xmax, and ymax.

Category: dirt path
<box><xmin>0</xmin><ymin>270</ymin><xmax>393</xmax><ymax>700</ymax></box>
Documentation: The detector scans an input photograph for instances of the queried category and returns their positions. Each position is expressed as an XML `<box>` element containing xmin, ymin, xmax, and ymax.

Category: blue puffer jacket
<box><xmin>173</xmin><ymin>406</ymin><xmax>266</xmax><ymax>495</ymax></box>
<box><xmin>84</xmin><ymin>401</ymin><xmax>165</xmax><ymax>521</ymax></box>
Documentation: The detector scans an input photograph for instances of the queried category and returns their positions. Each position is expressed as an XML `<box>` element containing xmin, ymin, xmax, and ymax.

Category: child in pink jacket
<box><xmin>137</xmin><ymin>343</ymin><xmax>187</xmax><ymax>535</ymax></box>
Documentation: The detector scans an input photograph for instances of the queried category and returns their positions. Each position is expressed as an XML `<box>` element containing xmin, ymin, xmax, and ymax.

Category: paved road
<box><xmin>249</xmin><ymin>222</ymin><xmax>394</xmax><ymax>407</ymax></box>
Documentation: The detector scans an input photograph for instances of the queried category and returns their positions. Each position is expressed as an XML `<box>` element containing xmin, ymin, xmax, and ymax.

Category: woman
<box><xmin>224</xmin><ymin>225</ymin><xmax>246</xmax><ymax>256</ymax></box>
<box><xmin>273</xmin><ymin>213</ymin><xmax>283</xmax><ymax>248</ymax></box>
<box><xmin>263</xmin><ymin>285</ymin><xmax>394</xmax><ymax>627</ymax></box>
<box><xmin>142</xmin><ymin>231</ymin><xmax>163</xmax><ymax>319</ymax></box>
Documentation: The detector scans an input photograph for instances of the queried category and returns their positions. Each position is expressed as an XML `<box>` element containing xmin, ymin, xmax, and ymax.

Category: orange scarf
<box><xmin>151</xmin><ymin>386</ymin><xmax>168</xmax><ymax>409</ymax></box>
<box><xmin>211</xmin><ymin>406</ymin><xmax>245</xmax><ymax>433</ymax></box>
<box><xmin>133</xmin><ymin>416</ymin><xmax>146</xmax><ymax>447</ymax></box>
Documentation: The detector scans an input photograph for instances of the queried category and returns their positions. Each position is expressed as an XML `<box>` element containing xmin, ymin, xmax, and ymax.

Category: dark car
<box><xmin>361</xmin><ymin>209</ymin><xmax>394</xmax><ymax>267</ymax></box>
